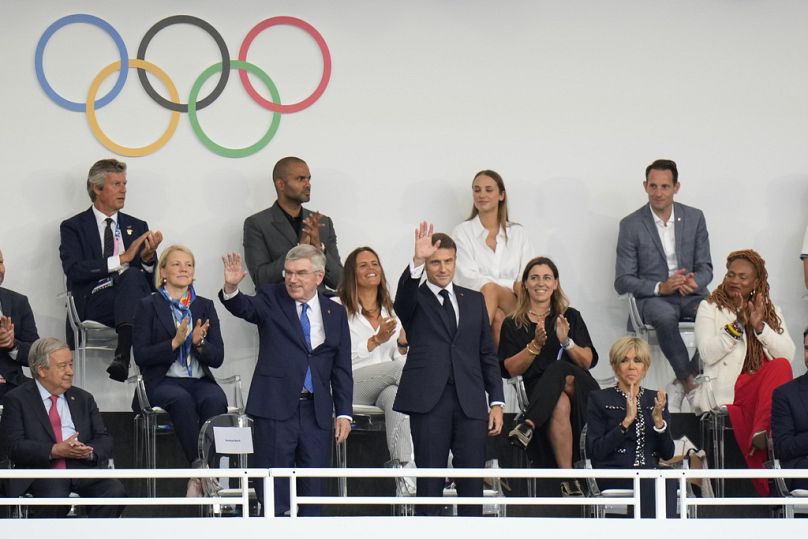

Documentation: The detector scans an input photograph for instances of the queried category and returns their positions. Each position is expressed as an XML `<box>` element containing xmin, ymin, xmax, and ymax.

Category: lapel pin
<box><xmin>126</xmin><ymin>226</ymin><xmax>134</xmax><ymax>236</ymax></box>
<box><xmin>70</xmin><ymin>395</ymin><xmax>75</xmax><ymax>401</ymax></box>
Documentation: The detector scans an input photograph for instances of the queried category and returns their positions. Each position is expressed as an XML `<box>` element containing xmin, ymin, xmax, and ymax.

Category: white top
<box><xmin>695</xmin><ymin>300</ymin><xmax>795</xmax><ymax>407</ymax></box>
<box><xmin>451</xmin><ymin>216</ymin><xmax>533</xmax><ymax>291</ymax></box>
<box><xmin>801</xmin><ymin>224</ymin><xmax>808</xmax><ymax>259</ymax></box>
<box><xmin>650</xmin><ymin>205</ymin><xmax>678</xmax><ymax>276</ymax></box>
<box><xmin>91</xmin><ymin>205</ymin><xmax>125</xmax><ymax>273</ymax></box>
<box><xmin>331</xmin><ymin>297</ymin><xmax>405</xmax><ymax>370</ymax></box>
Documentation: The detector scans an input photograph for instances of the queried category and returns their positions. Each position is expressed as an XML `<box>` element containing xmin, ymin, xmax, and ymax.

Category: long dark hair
<box><xmin>337</xmin><ymin>246</ymin><xmax>394</xmax><ymax>318</ymax></box>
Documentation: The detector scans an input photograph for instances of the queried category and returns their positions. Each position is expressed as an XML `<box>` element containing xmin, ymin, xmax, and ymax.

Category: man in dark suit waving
<box><xmin>0</xmin><ymin>248</ymin><xmax>40</xmax><ymax>400</ymax></box>
<box><xmin>615</xmin><ymin>159</ymin><xmax>712</xmax><ymax>399</ymax></box>
<box><xmin>59</xmin><ymin>159</ymin><xmax>163</xmax><ymax>381</ymax></box>
<box><xmin>219</xmin><ymin>245</ymin><xmax>352</xmax><ymax>516</ymax></box>
<box><xmin>393</xmin><ymin>222</ymin><xmax>504</xmax><ymax>516</ymax></box>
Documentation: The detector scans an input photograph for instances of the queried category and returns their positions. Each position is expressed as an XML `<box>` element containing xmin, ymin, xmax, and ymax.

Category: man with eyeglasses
<box><xmin>614</xmin><ymin>159</ymin><xmax>712</xmax><ymax>409</ymax></box>
<box><xmin>59</xmin><ymin>159</ymin><xmax>163</xmax><ymax>382</ymax></box>
<box><xmin>219</xmin><ymin>245</ymin><xmax>352</xmax><ymax>516</ymax></box>
<box><xmin>243</xmin><ymin>156</ymin><xmax>343</xmax><ymax>292</ymax></box>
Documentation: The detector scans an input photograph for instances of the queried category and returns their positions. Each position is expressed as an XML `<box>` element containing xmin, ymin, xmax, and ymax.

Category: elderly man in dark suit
<box><xmin>59</xmin><ymin>158</ymin><xmax>163</xmax><ymax>381</ymax></box>
<box><xmin>614</xmin><ymin>159</ymin><xmax>712</xmax><ymax>398</ymax></box>
<box><xmin>772</xmin><ymin>327</ymin><xmax>808</xmax><ymax>490</ymax></box>
<box><xmin>0</xmin><ymin>337</ymin><xmax>126</xmax><ymax>518</ymax></box>
<box><xmin>0</xmin><ymin>248</ymin><xmax>40</xmax><ymax>400</ymax></box>
<box><xmin>219</xmin><ymin>244</ymin><xmax>352</xmax><ymax>516</ymax></box>
<box><xmin>243</xmin><ymin>156</ymin><xmax>343</xmax><ymax>291</ymax></box>
<box><xmin>393</xmin><ymin>222</ymin><xmax>505</xmax><ymax>516</ymax></box>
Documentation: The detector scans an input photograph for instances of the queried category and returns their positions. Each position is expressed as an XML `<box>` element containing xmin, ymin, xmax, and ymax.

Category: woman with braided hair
<box><xmin>693</xmin><ymin>248</ymin><xmax>795</xmax><ymax>495</ymax></box>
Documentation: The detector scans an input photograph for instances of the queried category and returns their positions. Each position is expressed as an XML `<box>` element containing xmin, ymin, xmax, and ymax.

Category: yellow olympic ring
<box><xmin>86</xmin><ymin>59</ymin><xmax>181</xmax><ymax>157</ymax></box>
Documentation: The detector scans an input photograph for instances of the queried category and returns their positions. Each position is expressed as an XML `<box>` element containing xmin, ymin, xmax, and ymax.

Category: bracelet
<box><xmin>370</xmin><ymin>335</ymin><xmax>380</xmax><ymax>347</ymax></box>
<box><xmin>526</xmin><ymin>341</ymin><xmax>541</xmax><ymax>355</ymax></box>
<box><xmin>561</xmin><ymin>337</ymin><xmax>575</xmax><ymax>351</ymax></box>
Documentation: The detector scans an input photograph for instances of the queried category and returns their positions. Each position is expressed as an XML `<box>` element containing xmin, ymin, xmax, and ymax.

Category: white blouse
<box><xmin>331</xmin><ymin>298</ymin><xmax>405</xmax><ymax>371</ymax></box>
<box><xmin>451</xmin><ymin>216</ymin><xmax>534</xmax><ymax>291</ymax></box>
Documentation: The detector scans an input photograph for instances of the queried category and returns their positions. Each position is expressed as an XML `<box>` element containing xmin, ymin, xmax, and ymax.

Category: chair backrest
<box><xmin>198</xmin><ymin>413</ymin><xmax>254</xmax><ymax>497</ymax></box>
<box><xmin>507</xmin><ymin>376</ymin><xmax>529</xmax><ymax>413</ymax></box>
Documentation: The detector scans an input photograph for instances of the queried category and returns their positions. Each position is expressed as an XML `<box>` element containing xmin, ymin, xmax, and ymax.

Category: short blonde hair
<box><xmin>155</xmin><ymin>244</ymin><xmax>195</xmax><ymax>288</ymax></box>
<box><xmin>608</xmin><ymin>336</ymin><xmax>652</xmax><ymax>372</ymax></box>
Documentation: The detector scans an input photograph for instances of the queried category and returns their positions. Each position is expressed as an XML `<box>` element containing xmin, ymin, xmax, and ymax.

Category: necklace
<box><xmin>528</xmin><ymin>307</ymin><xmax>550</xmax><ymax>320</ymax></box>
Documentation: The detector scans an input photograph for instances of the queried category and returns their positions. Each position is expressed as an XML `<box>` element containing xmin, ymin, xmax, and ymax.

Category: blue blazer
<box><xmin>218</xmin><ymin>284</ymin><xmax>352</xmax><ymax>430</ymax></box>
<box><xmin>586</xmin><ymin>387</ymin><xmax>674</xmax><ymax>469</ymax></box>
<box><xmin>0</xmin><ymin>288</ymin><xmax>39</xmax><ymax>393</ymax></box>
<box><xmin>0</xmin><ymin>381</ymin><xmax>113</xmax><ymax>497</ymax></box>
<box><xmin>772</xmin><ymin>374</ymin><xmax>808</xmax><ymax>468</ymax></box>
<box><xmin>59</xmin><ymin>207</ymin><xmax>151</xmax><ymax>319</ymax></box>
<box><xmin>132</xmin><ymin>293</ymin><xmax>224</xmax><ymax>389</ymax></box>
<box><xmin>392</xmin><ymin>267</ymin><xmax>504</xmax><ymax>419</ymax></box>
<box><xmin>614</xmin><ymin>202</ymin><xmax>712</xmax><ymax>300</ymax></box>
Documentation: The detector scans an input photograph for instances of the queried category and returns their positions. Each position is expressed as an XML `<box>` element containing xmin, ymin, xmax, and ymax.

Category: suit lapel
<box><xmin>277</xmin><ymin>286</ymin><xmax>309</xmax><ymax>351</ymax></box>
<box><xmin>318</xmin><ymin>294</ymin><xmax>336</xmax><ymax>350</ymax></box>
<box><xmin>24</xmin><ymin>383</ymin><xmax>57</xmax><ymax>443</ymax></box>
<box><xmin>419</xmin><ymin>284</ymin><xmax>454</xmax><ymax>338</ymax></box>
<box><xmin>641</xmin><ymin>206</ymin><xmax>666</xmax><ymax>261</ymax></box>
<box><xmin>81</xmin><ymin>208</ymin><xmax>103</xmax><ymax>259</ymax></box>
<box><xmin>155</xmin><ymin>295</ymin><xmax>178</xmax><ymax>336</ymax></box>
<box><xmin>64</xmin><ymin>388</ymin><xmax>85</xmax><ymax>439</ymax></box>
<box><xmin>673</xmin><ymin>202</ymin><xmax>684</xmax><ymax>264</ymax></box>
<box><xmin>269</xmin><ymin>202</ymin><xmax>300</xmax><ymax>247</ymax></box>
<box><xmin>0</xmin><ymin>288</ymin><xmax>8</xmax><ymax>315</ymax></box>
<box><xmin>797</xmin><ymin>376</ymin><xmax>808</xmax><ymax>419</ymax></box>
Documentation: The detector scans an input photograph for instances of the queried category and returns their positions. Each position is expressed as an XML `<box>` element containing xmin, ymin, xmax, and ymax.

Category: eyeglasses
<box><xmin>282</xmin><ymin>269</ymin><xmax>321</xmax><ymax>279</ymax></box>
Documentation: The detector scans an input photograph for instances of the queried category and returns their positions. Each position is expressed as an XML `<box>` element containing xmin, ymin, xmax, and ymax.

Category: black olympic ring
<box><xmin>136</xmin><ymin>15</ymin><xmax>230</xmax><ymax>113</ymax></box>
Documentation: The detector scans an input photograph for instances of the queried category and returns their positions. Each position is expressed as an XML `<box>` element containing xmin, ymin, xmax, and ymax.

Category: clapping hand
<box><xmin>301</xmin><ymin>212</ymin><xmax>325</xmax><ymax>249</ymax></box>
<box><xmin>119</xmin><ymin>231</ymin><xmax>150</xmax><ymax>265</ymax></box>
<box><xmin>375</xmin><ymin>317</ymin><xmax>397</xmax><ymax>344</ymax></box>
<box><xmin>413</xmin><ymin>221</ymin><xmax>439</xmax><ymax>266</ymax></box>
<box><xmin>0</xmin><ymin>315</ymin><xmax>15</xmax><ymax>350</ymax></box>
<box><xmin>192</xmin><ymin>319</ymin><xmax>210</xmax><ymax>347</ymax></box>
<box><xmin>172</xmin><ymin>316</ymin><xmax>190</xmax><ymax>350</ymax></box>
<box><xmin>532</xmin><ymin>321</ymin><xmax>548</xmax><ymax>350</ymax></box>
<box><xmin>747</xmin><ymin>292</ymin><xmax>765</xmax><ymax>334</ymax></box>
<box><xmin>678</xmin><ymin>272</ymin><xmax>698</xmax><ymax>295</ymax></box>
<box><xmin>222</xmin><ymin>252</ymin><xmax>247</xmax><ymax>294</ymax></box>
<box><xmin>555</xmin><ymin>314</ymin><xmax>570</xmax><ymax>342</ymax></box>
<box><xmin>52</xmin><ymin>432</ymin><xmax>94</xmax><ymax>460</ymax></box>
<box><xmin>652</xmin><ymin>389</ymin><xmax>667</xmax><ymax>428</ymax></box>
<box><xmin>140</xmin><ymin>230</ymin><xmax>164</xmax><ymax>264</ymax></box>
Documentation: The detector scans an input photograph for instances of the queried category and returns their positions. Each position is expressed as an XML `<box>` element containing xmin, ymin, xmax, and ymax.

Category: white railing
<box><xmin>2</xmin><ymin>466</ymin><xmax>808</xmax><ymax>519</ymax></box>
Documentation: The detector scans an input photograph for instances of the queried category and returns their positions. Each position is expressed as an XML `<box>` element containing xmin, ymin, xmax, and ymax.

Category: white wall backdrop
<box><xmin>1</xmin><ymin>0</ymin><xmax>806</xmax><ymax>410</ymax></box>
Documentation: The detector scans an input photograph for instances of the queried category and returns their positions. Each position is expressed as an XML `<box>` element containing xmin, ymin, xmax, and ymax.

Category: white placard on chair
<box><xmin>213</xmin><ymin>426</ymin><xmax>254</xmax><ymax>454</ymax></box>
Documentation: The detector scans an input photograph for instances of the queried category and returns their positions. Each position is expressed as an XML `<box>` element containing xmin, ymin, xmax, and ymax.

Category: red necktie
<box><xmin>49</xmin><ymin>395</ymin><xmax>66</xmax><ymax>469</ymax></box>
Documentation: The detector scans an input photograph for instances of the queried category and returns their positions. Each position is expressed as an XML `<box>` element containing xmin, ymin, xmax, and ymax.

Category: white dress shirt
<box><xmin>451</xmin><ymin>217</ymin><xmax>533</xmax><ymax>291</ymax></box>
<box><xmin>330</xmin><ymin>298</ymin><xmax>405</xmax><ymax>370</ymax></box>
<box><xmin>650</xmin><ymin>205</ymin><xmax>678</xmax><ymax>276</ymax></box>
<box><xmin>91</xmin><ymin>206</ymin><xmax>125</xmax><ymax>273</ymax></box>
<box><xmin>297</xmin><ymin>295</ymin><xmax>325</xmax><ymax>349</ymax></box>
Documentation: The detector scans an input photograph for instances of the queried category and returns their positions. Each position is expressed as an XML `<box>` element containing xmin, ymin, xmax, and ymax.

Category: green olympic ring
<box><xmin>188</xmin><ymin>60</ymin><xmax>282</xmax><ymax>158</ymax></box>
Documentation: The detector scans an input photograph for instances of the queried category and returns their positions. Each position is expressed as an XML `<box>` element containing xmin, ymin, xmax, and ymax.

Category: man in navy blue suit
<box><xmin>59</xmin><ymin>159</ymin><xmax>163</xmax><ymax>382</ymax></box>
<box><xmin>219</xmin><ymin>245</ymin><xmax>352</xmax><ymax>516</ymax></box>
<box><xmin>772</xmin><ymin>327</ymin><xmax>808</xmax><ymax>490</ymax></box>
<box><xmin>393</xmin><ymin>222</ymin><xmax>504</xmax><ymax>516</ymax></box>
<box><xmin>0</xmin><ymin>248</ymin><xmax>40</xmax><ymax>400</ymax></box>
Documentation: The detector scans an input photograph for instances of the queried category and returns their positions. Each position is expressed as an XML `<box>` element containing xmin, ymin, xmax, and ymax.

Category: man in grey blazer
<box><xmin>243</xmin><ymin>156</ymin><xmax>343</xmax><ymax>292</ymax></box>
<box><xmin>614</xmin><ymin>159</ymin><xmax>712</xmax><ymax>394</ymax></box>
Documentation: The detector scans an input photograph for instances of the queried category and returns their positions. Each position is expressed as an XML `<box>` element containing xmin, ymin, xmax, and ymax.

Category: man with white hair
<box><xmin>0</xmin><ymin>337</ymin><xmax>126</xmax><ymax>518</ymax></box>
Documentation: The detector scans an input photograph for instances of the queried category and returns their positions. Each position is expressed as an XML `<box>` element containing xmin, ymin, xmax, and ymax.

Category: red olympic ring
<box><xmin>238</xmin><ymin>16</ymin><xmax>332</xmax><ymax>114</ymax></box>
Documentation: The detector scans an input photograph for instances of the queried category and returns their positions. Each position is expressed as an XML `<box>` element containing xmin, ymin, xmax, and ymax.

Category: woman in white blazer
<box><xmin>693</xmin><ymin>249</ymin><xmax>794</xmax><ymax>496</ymax></box>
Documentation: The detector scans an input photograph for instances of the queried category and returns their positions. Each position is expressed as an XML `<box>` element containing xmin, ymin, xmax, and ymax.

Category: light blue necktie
<box><xmin>300</xmin><ymin>303</ymin><xmax>314</xmax><ymax>393</ymax></box>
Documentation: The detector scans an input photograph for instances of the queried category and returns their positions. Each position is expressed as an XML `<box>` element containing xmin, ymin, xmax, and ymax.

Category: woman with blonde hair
<box><xmin>133</xmin><ymin>244</ymin><xmax>227</xmax><ymax>497</ymax></box>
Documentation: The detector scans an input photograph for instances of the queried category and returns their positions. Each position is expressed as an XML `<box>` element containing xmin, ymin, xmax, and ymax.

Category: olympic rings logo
<box><xmin>35</xmin><ymin>14</ymin><xmax>332</xmax><ymax>158</ymax></box>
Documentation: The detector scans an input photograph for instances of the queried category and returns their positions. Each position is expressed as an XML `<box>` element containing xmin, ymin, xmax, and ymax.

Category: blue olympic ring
<box><xmin>35</xmin><ymin>13</ymin><xmax>129</xmax><ymax>112</ymax></box>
